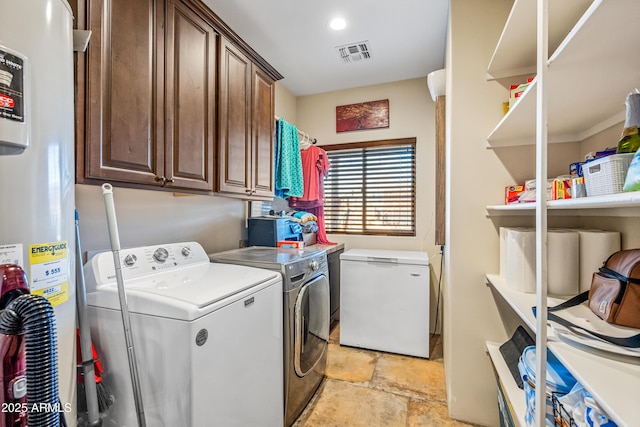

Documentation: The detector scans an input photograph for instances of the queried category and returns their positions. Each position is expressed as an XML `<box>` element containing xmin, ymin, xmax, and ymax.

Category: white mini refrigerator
<box><xmin>340</xmin><ymin>249</ymin><xmax>430</xmax><ymax>358</ymax></box>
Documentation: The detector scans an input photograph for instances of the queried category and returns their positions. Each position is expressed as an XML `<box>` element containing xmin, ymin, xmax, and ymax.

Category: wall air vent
<box><xmin>336</xmin><ymin>41</ymin><xmax>372</xmax><ymax>64</ymax></box>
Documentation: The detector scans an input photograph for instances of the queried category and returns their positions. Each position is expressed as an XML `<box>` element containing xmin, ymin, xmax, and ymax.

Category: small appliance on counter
<box><xmin>248</xmin><ymin>216</ymin><xmax>303</xmax><ymax>246</ymax></box>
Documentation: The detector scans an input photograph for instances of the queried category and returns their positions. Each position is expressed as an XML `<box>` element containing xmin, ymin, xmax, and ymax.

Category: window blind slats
<box><xmin>324</xmin><ymin>139</ymin><xmax>416</xmax><ymax>236</ymax></box>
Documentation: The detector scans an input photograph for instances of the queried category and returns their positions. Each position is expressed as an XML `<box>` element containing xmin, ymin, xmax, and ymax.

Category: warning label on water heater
<box><xmin>29</xmin><ymin>241</ymin><xmax>69</xmax><ymax>307</ymax></box>
<box><xmin>0</xmin><ymin>48</ymin><xmax>24</xmax><ymax>123</ymax></box>
<box><xmin>0</xmin><ymin>244</ymin><xmax>23</xmax><ymax>267</ymax></box>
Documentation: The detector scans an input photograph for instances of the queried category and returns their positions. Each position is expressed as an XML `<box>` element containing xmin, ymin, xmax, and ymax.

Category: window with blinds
<box><xmin>323</xmin><ymin>138</ymin><xmax>416</xmax><ymax>236</ymax></box>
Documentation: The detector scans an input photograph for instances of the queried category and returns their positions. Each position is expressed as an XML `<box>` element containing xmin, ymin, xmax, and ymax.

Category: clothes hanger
<box><xmin>299</xmin><ymin>132</ymin><xmax>312</xmax><ymax>150</ymax></box>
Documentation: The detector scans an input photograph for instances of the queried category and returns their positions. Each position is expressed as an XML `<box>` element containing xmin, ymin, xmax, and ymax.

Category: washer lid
<box><xmin>340</xmin><ymin>248</ymin><xmax>429</xmax><ymax>265</ymax></box>
<box><xmin>86</xmin><ymin>262</ymin><xmax>280</xmax><ymax>321</ymax></box>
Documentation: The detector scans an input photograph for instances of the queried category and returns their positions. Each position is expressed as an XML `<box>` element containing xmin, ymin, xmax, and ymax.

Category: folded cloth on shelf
<box><xmin>290</xmin><ymin>211</ymin><xmax>317</xmax><ymax>223</ymax></box>
<box><xmin>302</xmin><ymin>221</ymin><xmax>318</xmax><ymax>234</ymax></box>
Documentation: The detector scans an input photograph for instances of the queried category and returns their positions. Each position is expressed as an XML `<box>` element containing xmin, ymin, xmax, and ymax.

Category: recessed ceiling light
<box><xmin>328</xmin><ymin>17</ymin><xmax>348</xmax><ymax>31</ymax></box>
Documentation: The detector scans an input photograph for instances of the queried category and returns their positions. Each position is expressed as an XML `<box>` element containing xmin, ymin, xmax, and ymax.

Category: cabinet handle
<box><xmin>166</xmin><ymin>178</ymin><xmax>175</xmax><ymax>184</ymax></box>
<box><xmin>155</xmin><ymin>176</ymin><xmax>166</xmax><ymax>185</ymax></box>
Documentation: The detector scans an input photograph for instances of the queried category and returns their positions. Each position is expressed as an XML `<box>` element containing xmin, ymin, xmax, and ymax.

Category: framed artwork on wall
<box><xmin>336</xmin><ymin>99</ymin><xmax>389</xmax><ymax>133</ymax></box>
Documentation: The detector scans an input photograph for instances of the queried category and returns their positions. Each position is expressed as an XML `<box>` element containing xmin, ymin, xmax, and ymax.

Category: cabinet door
<box><xmin>251</xmin><ymin>66</ymin><xmax>275</xmax><ymax>198</ymax></box>
<box><xmin>165</xmin><ymin>0</ymin><xmax>216</xmax><ymax>191</ymax></box>
<box><xmin>85</xmin><ymin>0</ymin><xmax>164</xmax><ymax>185</ymax></box>
<box><xmin>218</xmin><ymin>38</ymin><xmax>251</xmax><ymax>195</ymax></box>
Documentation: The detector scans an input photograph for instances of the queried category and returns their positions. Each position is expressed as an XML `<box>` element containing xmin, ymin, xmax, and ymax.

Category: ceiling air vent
<box><xmin>336</xmin><ymin>41</ymin><xmax>372</xmax><ymax>64</ymax></box>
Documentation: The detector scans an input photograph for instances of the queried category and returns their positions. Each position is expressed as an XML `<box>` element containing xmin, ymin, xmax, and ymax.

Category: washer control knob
<box><xmin>123</xmin><ymin>254</ymin><xmax>137</xmax><ymax>267</ymax></box>
<box><xmin>310</xmin><ymin>260</ymin><xmax>319</xmax><ymax>271</ymax></box>
<box><xmin>181</xmin><ymin>246</ymin><xmax>191</xmax><ymax>257</ymax></box>
<box><xmin>153</xmin><ymin>247</ymin><xmax>169</xmax><ymax>263</ymax></box>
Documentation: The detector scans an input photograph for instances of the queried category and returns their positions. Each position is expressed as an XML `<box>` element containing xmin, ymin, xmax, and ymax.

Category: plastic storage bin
<box><xmin>518</xmin><ymin>346</ymin><xmax>578</xmax><ymax>427</ymax></box>
<box><xmin>583</xmin><ymin>154</ymin><xmax>633</xmax><ymax>196</ymax></box>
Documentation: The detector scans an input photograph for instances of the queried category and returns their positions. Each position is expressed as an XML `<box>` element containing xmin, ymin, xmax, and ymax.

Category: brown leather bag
<box><xmin>544</xmin><ymin>249</ymin><xmax>640</xmax><ymax>348</ymax></box>
<box><xmin>589</xmin><ymin>249</ymin><xmax>640</xmax><ymax>328</ymax></box>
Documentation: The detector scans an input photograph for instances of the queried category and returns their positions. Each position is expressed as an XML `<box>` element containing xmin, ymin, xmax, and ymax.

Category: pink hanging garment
<box><xmin>305</xmin><ymin>205</ymin><xmax>333</xmax><ymax>244</ymax></box>
<box><xmin>289</xmin><ymin>145</ymin><xmax>336</xmax><ymax>244</ymax></box>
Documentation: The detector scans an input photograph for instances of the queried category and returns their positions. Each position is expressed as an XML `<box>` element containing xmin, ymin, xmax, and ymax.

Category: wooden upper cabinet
<box><xmin>251</xmin><ymin>67</ymin><xmax>275</xmax><ymax>198</ymax></box>
<box><xmin>165</xmin><ymin>0</ymin><xmax>217</xmax><ymax>191</ymax></box>
<box><xmin>84</xmin><ymin>0</ymin><xmax>164</xmax><ymax>186</ymax></box>
<box><xmin>78</xmin><ymin>0</ymin><xmax>280</xmax><ymax>195</ymax></box>
<box><xmin>218</xmin><ymin>37</ymin><xmax>275</xmax><ymax>199</ymax></box>
<box><xmin>218</xmin><ymin>38</ymin><xmax>251</xmax><ymax>195</ymax></box>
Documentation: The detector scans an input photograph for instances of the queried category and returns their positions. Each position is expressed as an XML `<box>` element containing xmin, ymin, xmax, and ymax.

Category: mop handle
<box><xmin>101</xmin><ymin>184</ymin><xmax>147</xmax><ymax>427</ymax></box>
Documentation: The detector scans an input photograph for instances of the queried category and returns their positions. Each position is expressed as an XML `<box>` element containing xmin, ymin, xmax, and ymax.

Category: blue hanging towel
<box><xmin>274</xmin><ymin>118</ymin><xmax>304</xmax><ymax>198</ymax></box>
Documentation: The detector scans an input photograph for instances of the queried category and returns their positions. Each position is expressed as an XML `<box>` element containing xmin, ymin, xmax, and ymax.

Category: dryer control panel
<box><xmin>285</xmin><ymin>252</ymin><xmax>328</xmax><ymax>287</ymax></box>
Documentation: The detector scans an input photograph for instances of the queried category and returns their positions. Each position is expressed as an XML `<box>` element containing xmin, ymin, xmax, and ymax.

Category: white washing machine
<box><xmin>84</xmin><ymin>242</ymin><xmax>283</xmax><ymax>427</ymax></box>
<box><xmin>340</xmin><ymin>249</ymin><xmax>430</xmax><ymax>358</ymax></box>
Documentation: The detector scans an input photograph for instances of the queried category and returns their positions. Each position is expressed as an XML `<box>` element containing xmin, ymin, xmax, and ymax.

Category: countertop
<box><xmin>307</xmin><ymin>242</ymin><xmax>345</xmax><ymax>255</ymax></box>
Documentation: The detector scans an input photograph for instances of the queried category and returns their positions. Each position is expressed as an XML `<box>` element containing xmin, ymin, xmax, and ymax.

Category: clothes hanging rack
<box><xmin>275</xmin><ymin>116</ymin><xmax>317</xmax><ymax>146</ymax></box>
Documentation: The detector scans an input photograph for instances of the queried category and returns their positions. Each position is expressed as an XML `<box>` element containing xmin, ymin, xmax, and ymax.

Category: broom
<box><xmin>75</xmin><ymin>210</ymin><xmax>114</xmax><ymax>425</ymax></box>
<box><xmin>76</xmin><ymin>329</ymin><xmax>114</xmax><ymax>414</ymax></box>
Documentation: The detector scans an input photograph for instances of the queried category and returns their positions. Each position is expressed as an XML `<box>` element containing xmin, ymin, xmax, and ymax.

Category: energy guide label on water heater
<box><xmin>29</xmin><ymin>241</ymin><xmax>69</xmax><ymax>307</ymax></box>
<box><xmin>0</xmin><ymin>47</ymin><xmax>25</xmax><ymax>122</ymax></box>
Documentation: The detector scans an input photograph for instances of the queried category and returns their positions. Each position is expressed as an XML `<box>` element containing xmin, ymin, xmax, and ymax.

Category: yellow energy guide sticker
<box><xmin>29</xmin><ymin>241</ymin><xmax>69</xmax><ymax>307</ymax></box>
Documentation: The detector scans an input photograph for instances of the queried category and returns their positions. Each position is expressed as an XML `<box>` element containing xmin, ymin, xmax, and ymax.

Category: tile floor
<box><xmin>292</xmin><ymin>324</ymin><xmax>477</xmax><ymax>427</ymax></box>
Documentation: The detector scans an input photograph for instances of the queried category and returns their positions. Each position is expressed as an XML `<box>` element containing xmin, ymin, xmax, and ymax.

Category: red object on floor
<box><xmin>76</xmin><ymin>328</ymin><xmax>105</xmax><ymax>384</ymax></box>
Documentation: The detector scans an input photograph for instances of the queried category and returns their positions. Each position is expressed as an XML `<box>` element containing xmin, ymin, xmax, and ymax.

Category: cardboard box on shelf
<box><xmin>552</xmin><ymin>178</ymin><xmax>572</xmax><ymax>200</ymax></box>
<box><xmin>570</xmin><ymin>161</ymin><xmax>585</xmax><ymax>177</ymax></box>
<box><xmin>505</xmin><ymin>185</ymin><xmax>525</xmax><ymax>204</ymax></box>
<box><xmin>302</xmin><ymin>232</ymin><xmax>317</xmax><ymax>246</ymax></box>
<box><xmin>277</xmin><ymin>240</ymin><xmax>304</xmax><ymax>249</ymax></box>
<box><xmin>509</xmin><ymin>77</ymin><xmax>534</xmax><ymax>108</ymax></box>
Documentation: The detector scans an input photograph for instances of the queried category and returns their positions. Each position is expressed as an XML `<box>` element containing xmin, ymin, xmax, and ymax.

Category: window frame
<box><xmin>323</xmin><ymin>137</ymin><xmax>417</xmax><ymax>237</ymax></box>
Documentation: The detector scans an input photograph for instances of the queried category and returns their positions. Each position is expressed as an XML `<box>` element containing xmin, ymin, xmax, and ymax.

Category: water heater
<box><xmin>0</xmin><ymin>0</ymin><xmax>76</xmax><ymax>424</ymax></box>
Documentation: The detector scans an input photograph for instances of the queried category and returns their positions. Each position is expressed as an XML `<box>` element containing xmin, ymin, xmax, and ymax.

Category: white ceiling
<box><xmin>203</xmin><ymin>0</ymin><xmax>450</xmax><ymax>96</ymax></box>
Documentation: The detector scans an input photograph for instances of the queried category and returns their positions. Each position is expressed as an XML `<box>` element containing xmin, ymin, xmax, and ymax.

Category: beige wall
<box><xmin>445</xmin><ymin>2</ymin><xmax>513</xmax><ymax>425</ymax></box>
<box><xmin>295</xmin><ymin>78</ymin><xmax>438</xmax><ymax>253</ymax></box>
<box><xmin>275</xmin><ymin>82</ymin><xmax>297</xmax><ymax>124</ymax></box>
<box><xmin>293</xmin><ymin>78</ymin><xmax>442</xmax><ymax>333</ymax></box>
<box><xmin>75</xmin><ymin>185</ymin><xmax>246</xmax><ymax>256</ymax></box>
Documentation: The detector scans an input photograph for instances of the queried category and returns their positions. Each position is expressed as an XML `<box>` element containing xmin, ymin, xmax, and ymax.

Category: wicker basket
<box><xmin>583</xmin><ymin>153</ymin><xmax>634</xmax><ymax>197</ymax></box>
<box><xmin>552</xmin><ymin>394</ymin><xmax>577</xmax><ymax>427</ymax></box>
